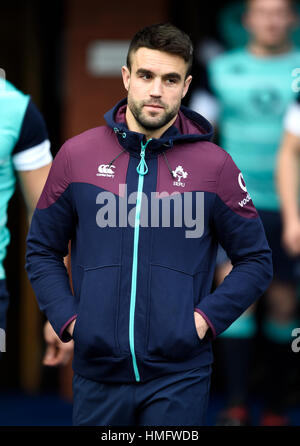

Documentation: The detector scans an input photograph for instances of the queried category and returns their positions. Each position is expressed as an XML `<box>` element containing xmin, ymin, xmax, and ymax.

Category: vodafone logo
<box><xmin>238</xmin><ymin>172</ymin><xmax>247</xmax><ymax>193</ymax></box>
<box><xmin>237</xmin><ymin>172</ymin><xmax>252</xmax><ymax>208</ymax></box>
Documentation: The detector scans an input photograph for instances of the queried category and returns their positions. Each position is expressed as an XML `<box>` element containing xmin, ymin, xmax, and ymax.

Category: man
<box><xmin>26</xmin><ymin>23</ymin><xmax>272</xmax><ymax>426</ymax></box>
<box><xmin>0</xmin><ymin>76</ymin><xmax>72</xmax><ymax>366</ymax></box>
<box><xmin>190</xmin><ymin>0</ymin><xmax>300</xmax><ymax>425</ymax></box>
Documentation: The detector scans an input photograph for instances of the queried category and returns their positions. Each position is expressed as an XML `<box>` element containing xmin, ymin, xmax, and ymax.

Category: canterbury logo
<box><xmin>97</xmin><ymin>164</ymin><xmax>116</xmax><ymax>178</ymax></box>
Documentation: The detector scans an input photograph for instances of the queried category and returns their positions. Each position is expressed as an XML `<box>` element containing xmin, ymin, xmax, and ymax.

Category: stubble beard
<box><xmin>127</xmin><ymin>95</ymin><xmax>180</xmax><ymax>132</ymax></box>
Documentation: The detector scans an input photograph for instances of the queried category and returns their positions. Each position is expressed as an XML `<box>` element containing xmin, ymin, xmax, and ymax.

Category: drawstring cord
<box><xmin>162</xmin><ymin>151</ymin><xmax>175</xmax><ymax>178</ymax></box>
<box><xmin>162</xmin><ymin>139</ymin><xmax>175</xmax><ymax>178</ymax></box>
<box><xmin>108</xmin><ymin>127</ymin><xmax>127</xmax><ymax>168</ymax></box>
<box><xmin>108</xmin><ymin>148</ymin><xmax>126</xmax><ymax>168</ymax></box>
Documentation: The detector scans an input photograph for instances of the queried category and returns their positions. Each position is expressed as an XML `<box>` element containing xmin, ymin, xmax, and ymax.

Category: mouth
<box><xmin>144</xmin><ymin>104</ymin><xmax>164</xmax><ymax>110</ymax></box>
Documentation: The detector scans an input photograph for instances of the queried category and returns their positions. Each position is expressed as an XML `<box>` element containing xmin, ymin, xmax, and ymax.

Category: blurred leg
<box><xmin>261</xmin><ymin>280</ymin><xmax>299</xmax><ymax>425</ymax></box>
<box><xmin>258</xmin><ymin>210</ymin><xmax>300</xmax><ymax>424</ymax></box>
<box><xmin>0</xmin><ymin>280</ymin><xmax>9</xmax><ymax>355</ymax></box>
<box><xmin>215</xmin><ymin>255</ymin><xmax>256</xmax><ymax>425</ymax></box>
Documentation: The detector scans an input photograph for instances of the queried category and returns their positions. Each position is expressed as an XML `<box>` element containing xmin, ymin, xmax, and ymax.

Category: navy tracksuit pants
<box><xmin>72</xmin><ymin>365</ymin><xmax>211</xmax><ymax>426</ymax></box>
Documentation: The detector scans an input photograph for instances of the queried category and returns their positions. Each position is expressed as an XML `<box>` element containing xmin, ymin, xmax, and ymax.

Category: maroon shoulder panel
<box><xmin>156</xmin><ymin>141</ymin><xmax>220</xmax><ymax>195</ymax></box>
<box><xmin>68</xmin><ymin>126</ymin><xmax>129</xmax><ymax>196</ymax></box>
<box><xmin>156</xmin><ymin>141</ymin><xmax>257</xmax><ymax>219</ymax></box>
<box><xmin>217</xmin><ymin>154</ymin><xmax>258</xmax><ymax>219</ymax></box>
<box><xmin>37</xmin><ymin>141</ymin><xmax>71</xmax><ymax>209</ymax></box>
<box><xmin>37</xmin><ymin>126</ymin><xmax>130</xmax><ymax>209</ymax></box>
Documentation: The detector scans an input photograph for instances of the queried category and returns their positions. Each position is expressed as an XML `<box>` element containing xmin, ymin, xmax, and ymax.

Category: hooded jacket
<box><xmin>26</xmin><ymin>99</ymin><xmax>272</xmax><ymax>383</ymax></box>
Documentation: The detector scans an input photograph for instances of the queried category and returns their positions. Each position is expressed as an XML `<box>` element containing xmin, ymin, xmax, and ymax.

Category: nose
<box><xmin>150</xmin><ymin>78</ymin><xmax>163</xmax><ymax>97</ymax></box>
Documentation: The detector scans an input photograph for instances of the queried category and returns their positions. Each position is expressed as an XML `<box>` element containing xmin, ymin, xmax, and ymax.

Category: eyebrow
<box><xmin>136</xmin><ymin>68</ymin><xmax>182</xmax><ymax>81</ymax></box>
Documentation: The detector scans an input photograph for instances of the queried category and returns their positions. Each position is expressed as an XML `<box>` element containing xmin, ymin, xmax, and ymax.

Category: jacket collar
<box><xmin>104</xmin><ymin>98</ymin><xmax>213</xmax><ymax>158</ymax></box>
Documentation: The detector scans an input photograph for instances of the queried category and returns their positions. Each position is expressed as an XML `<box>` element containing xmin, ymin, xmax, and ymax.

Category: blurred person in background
<box><xmin>0</xmin><ymin>75</ymin><xmax>73</xmax><ymax>368</ymax></box>
<box><xmin>277</xmin><ymin>93</ymin><xmax>300</xmax><ymax>255</ymax></box>
<box><xmin>276</xmin><ymin>95</ymin><xmax>300</xmax><ymax>413</ymax></box>
<box><xmin>190</xmin><ymin>0</ymin><xmax>300</xmax><ymax>426</ymax></box>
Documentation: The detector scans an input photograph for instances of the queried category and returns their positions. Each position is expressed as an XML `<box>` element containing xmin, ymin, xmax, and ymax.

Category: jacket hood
<box><xmin>104</xmin><ymin>98</ymin><xmax>214</xmax><ymax>158</ymax></box>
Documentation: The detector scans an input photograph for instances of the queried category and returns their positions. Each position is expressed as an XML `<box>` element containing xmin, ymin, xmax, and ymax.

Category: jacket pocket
<box><xmin>146</xmin><ymin>264</ymin><xmax>202</xmax><ymax>360</ymax></box>
<box><xmin>73</xmin><ymin>264</ymin><xmax>120</xmax><ymax>357</ymax></box>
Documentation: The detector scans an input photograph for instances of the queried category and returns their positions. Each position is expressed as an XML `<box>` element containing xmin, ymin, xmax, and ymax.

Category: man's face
<box><xmin>244</xmin><ymin>0</ymin><xmax>296</xmax><ymax>48</ymax></box>
<box><xmin>122</xmin><ymin>47</ymin><xmax>192</xmax><ymax>133</ymax></box>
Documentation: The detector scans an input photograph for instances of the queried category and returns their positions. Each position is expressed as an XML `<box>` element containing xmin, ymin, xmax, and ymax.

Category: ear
<box><xmin>121</xmin><ymin>65</ymin><xmax>131</xmax><ymax>92</ymax></box>
<box><xmin>182</xmin><ymin>75</ymin><xmax>192</xmax><ymax>99</ymax></box>
<box><xmin>242</xmin><ymin>11</ymin><xmax>251</xmax><ymax>32</ymax></box>
<box><xmin>290</xmin><ymin>12</ymin><xmax>300</xmax><ymax>31</ymax></box>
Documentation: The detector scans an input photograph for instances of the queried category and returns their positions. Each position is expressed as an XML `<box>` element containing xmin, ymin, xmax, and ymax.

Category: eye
<box><xmin>166</xmin><ymin>78</ymin><xmax>177</xmax><ymax>84</ymax></box>
<box><xmin>139</xmin><ymin>73</ymin><xmax>152</xmax><ymax>80</ymax></box>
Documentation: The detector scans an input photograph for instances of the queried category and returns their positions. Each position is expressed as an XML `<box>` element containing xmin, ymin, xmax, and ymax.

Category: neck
<box><xmin>125</xmin><ymin>106</ymin><xmax>177</xmax><ymax>140</ymax></box>
<box><xmin>248</xmin><ymin>40</ymin><xmax>292</xmax><ymax>57</ymax></box>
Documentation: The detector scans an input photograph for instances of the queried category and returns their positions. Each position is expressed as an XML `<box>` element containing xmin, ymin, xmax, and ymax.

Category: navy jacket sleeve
<box><xmin>195</xmin><ymin>153</ymin><xmax>273</xmax><ymax>338</ymax></box>
<box><xmin>25</xmin><ymin>141</ymin><xmax>77</xmax><ymax>341</ymax></box>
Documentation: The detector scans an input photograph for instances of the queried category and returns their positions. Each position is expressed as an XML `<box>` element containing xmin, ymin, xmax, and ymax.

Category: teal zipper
<box><xmin>129</xmin><ymin>138</ymin><xmax>151</xmax><ymax>382</ymax></box>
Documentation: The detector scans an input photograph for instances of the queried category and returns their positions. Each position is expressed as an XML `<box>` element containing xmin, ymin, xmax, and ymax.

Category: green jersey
<box><xmin>208</xmin><ymin>47</ymin><xmax>300</xmax><ymax>210</ymax></box>
<box><xmin>0</xmin><ymin>79</ymin><xmax>52</xmax><ymax>279</ymax></box>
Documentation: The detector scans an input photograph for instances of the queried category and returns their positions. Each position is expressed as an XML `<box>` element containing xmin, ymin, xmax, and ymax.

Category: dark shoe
<box><xmin>216</xmin><ymin>405</ymin><xmax>250</xmax><ymax>426</ymax></box>
<box><xmin>260</xmin><ymin>412</ymin><xmax>289</xmax><ymax>426</ymax></box>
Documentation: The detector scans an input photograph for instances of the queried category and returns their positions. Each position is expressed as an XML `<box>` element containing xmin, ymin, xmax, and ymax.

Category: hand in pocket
<box><xmin>194</xmin><ymin>311</ymin><xmax>209</xmax><ymax>340</ymax></box>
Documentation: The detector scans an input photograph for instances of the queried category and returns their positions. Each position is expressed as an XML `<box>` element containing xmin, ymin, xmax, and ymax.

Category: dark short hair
<box><xmin>127</xmin><ymin>23</ymin><xmax>193</xmax><ymax>78</ymax></box>
<box><xmin>246</xmin><ymin>0</ymin><xmax>295</xmax><ymax>11</ymax></box>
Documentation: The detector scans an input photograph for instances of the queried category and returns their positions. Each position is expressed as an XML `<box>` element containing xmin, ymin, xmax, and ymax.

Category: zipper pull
<box><xmin>137</xmin><ymin>139</ymin><xmax>152</xmax><ymax>176</ymax></box>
